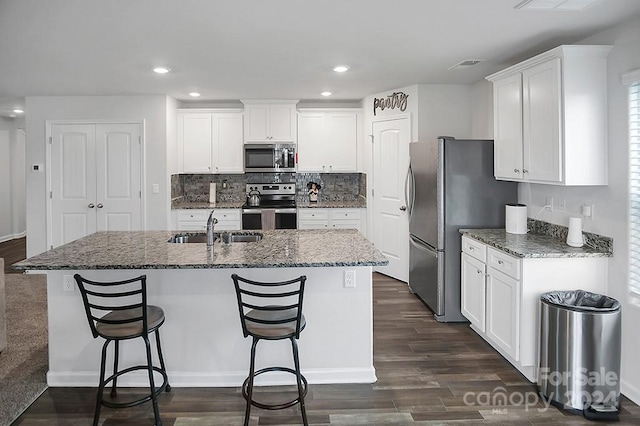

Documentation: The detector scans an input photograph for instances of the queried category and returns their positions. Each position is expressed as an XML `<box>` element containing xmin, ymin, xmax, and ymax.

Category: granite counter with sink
<box><xmin>14</xmin><ymin>229</ymin><xmax>387</xmax><ymax>389</ymax></box>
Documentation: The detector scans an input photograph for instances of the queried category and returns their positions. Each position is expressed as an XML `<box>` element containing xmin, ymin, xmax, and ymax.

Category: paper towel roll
<box><xmin>209</xmin><ymin>183</ymin><xmax>216</xmax><ymax>204</ymax></box>
<box><xmin>505</xmin><ymin>204</ymin><xmax>527</xmax><ymax>234</ymax></box>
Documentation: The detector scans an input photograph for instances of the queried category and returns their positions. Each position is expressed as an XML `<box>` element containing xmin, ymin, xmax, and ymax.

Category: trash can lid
<box><xmin>541</xmin><ymin>289</ymin><xmax>621</xmax><ymax>312</ymax></box>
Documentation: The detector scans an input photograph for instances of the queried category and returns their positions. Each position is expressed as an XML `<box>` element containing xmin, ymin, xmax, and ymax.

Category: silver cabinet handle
<box><xmin>477</xmin><ymin>269</ymin><xmax>482</xmax><ymax>274</ymax></box>
<box><xmin>399</xmin><ymin>206</ymin><xmax>407</xmax><ymax>211</ymax></box>
<box><xmin>514</xmin><ymin>169</ymin><xmax>520</xmax><ymax>174</ymax></box>
<box><xmin>523</xmin><ymin>169</ymin><xmax>529</xmax><ymax>174</ymax></box>
<box><xmin>88</xmin><ymin>203</ymin><xmax>95</xmax><ymax>208</ymax></box>
<box><xmin>497</xmin><ymin>260</ymin><xmax>504</xmax><ymax>265</ymax></box>
<box><xmin>97</xmin><ymin>203</ymin><xmax>104</xmax><ymax>209</ymax></box>
<box><xmin>469</xmin><ymin>246</ymin><xmax>474</xmax><ymax>251</ymax></box>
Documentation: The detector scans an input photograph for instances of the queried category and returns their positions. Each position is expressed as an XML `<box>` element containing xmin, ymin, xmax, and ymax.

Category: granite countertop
<box><xmin>13</xmin><ymin>229</ymin><xmax>388</xmax><ymax>270</ymax></box>
<box><xmin>459</xmin><ymin>228</ymin><xmax>612</xmax><ymax>259</ymax></box>
<box><xmin>296</xmin><ymin>199</ymin><xmax>367</xmax><ymax>209</ymax></box>
<box><xmin>172</xmin><ymin>200</ymin><xmax>244</xmax><ymax>209</ymax></box>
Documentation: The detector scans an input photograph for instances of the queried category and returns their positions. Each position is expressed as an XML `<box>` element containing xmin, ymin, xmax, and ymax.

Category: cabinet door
<box><xmin>493</xmin><ymin>75</ymin><xmax>524</xmax><ymax>181</ymax></box>
<box><xmin>213</xmin><ymin>113</ymin><xmax>244</xmax><ymax>173</ymax></box>
<box><xmin>326</xmin><ymin>112</ymin><xmax>357</xmax><ymax>172</ymax></box>
<box><xmin>269</xmin><ymin>104</ymin><xmax>296</xmax><ymax>142</ymax></box>
<box><xmin>486</xmin><ymin>268</ymin><xmax>520</xmax><ymax>360</ymax></box>
<box><xmin>522</xmin><ymin>58</ymin><xmax>562</xmax><ymax>183</ymax></box>
<box><xmin>297</xmin><ymin>113</ymin><xmax>327</xmax><ymax>172</ymax></box>
<box><xmin>181</xmin><ymin>114</ymin><xmax>213</xmax><ymax>172</ymax></box>
<box><xmin>244</xmin><ymin>105</ymin><xmax>269</xmax><ymax>142</ymax></box>
<box><xmin>461</xmin><ymin>253</ymin><xmax>486</xmax><ymax>332</ymax></box>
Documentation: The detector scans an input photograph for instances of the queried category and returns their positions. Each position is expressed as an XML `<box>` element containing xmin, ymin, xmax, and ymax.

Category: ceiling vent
<box><xmin>515</xmin><ymin>0</ymin><xmax>600</xmax><ymax>10</ymax></box>
<box><xmin>449</xmin><ymin>59</ymin><xmax>485</xmax><ymax>70</ymax></box>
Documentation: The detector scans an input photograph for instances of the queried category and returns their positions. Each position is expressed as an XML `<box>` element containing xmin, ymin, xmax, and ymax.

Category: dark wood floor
<box><xmin>0</xmin><ymin>237</ymin><xmax>26</xmax><ymax>274</ymax></box>
<box><xmin>10</xmin><ymin>272</ymin><xmax>640</xmax><ymax>425</ymax></box>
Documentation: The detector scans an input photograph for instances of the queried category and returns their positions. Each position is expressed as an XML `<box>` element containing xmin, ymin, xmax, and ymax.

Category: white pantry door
<box><xmin>50</xmin><ymin>123</ymin><xmax>141</xmax><ymax>248</ymax></box>
<box><xmin>372</xmin><ymin>117</ymin><xmax>410</xmax><ymax>282</ymax></box>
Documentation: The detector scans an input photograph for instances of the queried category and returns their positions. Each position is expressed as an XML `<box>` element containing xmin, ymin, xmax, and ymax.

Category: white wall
<box><xmin>24</xmin><ymin>95</ymin><xmax>173</xmax><ymax>256</ymax></box>
<box><xmin>0</xmin><ymin>117</ymin><xmax>26</xmax><ymax>243</ymax></box>
<box><xmin>472</xmin><ymin>17</ymin><xmax>640</xmax><ymax>403</ymax></box>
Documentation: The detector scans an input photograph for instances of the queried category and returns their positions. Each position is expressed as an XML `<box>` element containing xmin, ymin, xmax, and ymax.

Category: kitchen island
<box><xmin>14</xmin><ymin>229</ymin><xmax>387</xmax><ymax>387</ymax></box>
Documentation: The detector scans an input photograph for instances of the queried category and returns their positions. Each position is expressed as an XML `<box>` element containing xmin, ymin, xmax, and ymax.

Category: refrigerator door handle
<box><xmin>406</xmin><ymin>162</ymin><xmax>415</xmax><ymax>217</ymax></box>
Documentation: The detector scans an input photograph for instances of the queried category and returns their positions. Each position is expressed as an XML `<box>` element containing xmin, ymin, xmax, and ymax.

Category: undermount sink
<box><xmin>168</xmin><ymin>232</ymin><xmax>263</xmax><ymax>244</ymax></box>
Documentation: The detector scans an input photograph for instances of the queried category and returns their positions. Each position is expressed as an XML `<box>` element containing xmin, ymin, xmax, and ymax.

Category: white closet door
<box><xmin>50</xmin><ymin>124</ymin><xmax>97</xmax><ymax>247</ymax></box>
<box><xmin>95</xmin><ymin>124</ymin><xmax>141</xmax><ymax>232</ymax></box>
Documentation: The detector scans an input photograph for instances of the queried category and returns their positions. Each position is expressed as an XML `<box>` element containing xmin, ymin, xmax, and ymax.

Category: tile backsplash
<box><xmin>172</xmin><ymin>173</ymin><xmax>366</xmax><ymax>203</ymax></box>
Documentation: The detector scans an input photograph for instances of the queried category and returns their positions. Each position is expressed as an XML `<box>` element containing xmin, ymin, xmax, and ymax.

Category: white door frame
<box><xmin>45</xmin><ymin>119</ymin><xmax>146</xmax><ymax>250</ymax></box>
<box><xmin>370</xmin><ymin>113</ymin><xmax>411</xmax><ymax>280</ymax></box>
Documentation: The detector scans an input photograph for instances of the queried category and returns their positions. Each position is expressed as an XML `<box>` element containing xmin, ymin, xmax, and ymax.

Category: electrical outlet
<box><xmin>557</xmin><ymin>198</ymin><xmax>566</xmax><ymax>212</ymax></box>
<box><xmin>582</xmin><ymin>203</ymin><xmax>594</xmax><ymax>219</ymax></box>
<box><xmin>344</xmin><ymin>270</ymin><xmax>356</xmax><ymax>288</ymax></box>
<box><xmin>545</xmin><ymin>196</ymin><xmax>554</xmax><ymax>211</ymax></box>
<box><xmin>63</xmin><ymin>275</ymin><xmax>75</xmax><ymax>292</ymax></box>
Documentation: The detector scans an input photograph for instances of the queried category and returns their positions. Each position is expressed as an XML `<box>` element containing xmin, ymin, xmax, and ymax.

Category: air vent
<box><xmin>449</xmin><ymin>59</ymin><xmax>485</xmax><ymax>70</ymax></box>
<box><xmin>515</xmin><ymin>0</ymin><xmax>600</xmax><ymax>11</ymax></box>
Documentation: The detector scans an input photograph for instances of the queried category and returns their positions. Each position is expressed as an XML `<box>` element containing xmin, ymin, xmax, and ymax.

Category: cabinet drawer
<box><xmin>214</xmin><ymin>210</ymin><xmax>240</xmax><ymax>221</ymax></box>
<box><xmin>487</xmin><ymin>247</ymin><xmax>521</xmax><ymax>279</ymax></box>
<box><xmin>462</xmin><ymin>236</ymin><xmax>487</xmax><ymax>263</ymax></box>
<box><xmin>298</xmin><ymin>221</ymin><xmax>329</xmax><ymax>229</ymax></box>
<box><xmin>298</xmin><ymin>209</ymin><xmax>329</xmax><ymax>220</ymax></box>
<box><xmin>330</xmin><ymin>209</ymin><xmax>361</xmax><ymax>220</ymax></box>
<box><xmin>177</xmin><ymin>210</ymin><xmax>210</xmax><ymax>222</ymax></box>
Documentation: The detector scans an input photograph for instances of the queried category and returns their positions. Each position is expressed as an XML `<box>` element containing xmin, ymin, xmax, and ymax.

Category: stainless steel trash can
<box><xmin>538</xmin><ymin>290</ymin><xmax>621</xmax><ymax>419</ymax></box>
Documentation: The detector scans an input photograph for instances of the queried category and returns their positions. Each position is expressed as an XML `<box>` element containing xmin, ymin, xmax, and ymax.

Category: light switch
<box><xmin>152</xmin><ymin>184</ymin><xmax>159</xmax><ymax>194</ymax></box>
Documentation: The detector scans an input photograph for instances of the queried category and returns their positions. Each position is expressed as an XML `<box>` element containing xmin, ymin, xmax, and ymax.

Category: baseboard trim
<box><xmin>47</xmin><ymin>367</ymin><xmax>377</xmax><ymax>388</ymax></box>
<box><xmin>0</xmin><ymin>231</ymin><xmax>26</xmax><ymax>244</ymax></box>
<box><xmin>622</xmin><ymin>379</ymin><xmax>640</xmax><ymax>406</ymax></box>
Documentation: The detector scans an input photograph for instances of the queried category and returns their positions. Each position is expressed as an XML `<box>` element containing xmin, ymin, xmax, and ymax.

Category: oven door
<box><xmin>242</xmin><ymin>209</ymin><xmax>297</xmax><ymax>229</ymax></box>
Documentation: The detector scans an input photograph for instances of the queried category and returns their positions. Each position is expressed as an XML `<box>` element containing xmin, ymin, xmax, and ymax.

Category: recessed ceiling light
<box><xmin>333</xmin><ymin>65</ymin><xmax>349</xmax><ymax>73</ymax></box>
<box><xmin>189</xmin><ymin>92</ymin><xmax>201</xmax><ymax>97</ymax></box>
<box><xmin>153</xmin><ymin>67</ymin><xmax>171</xmax><ymax>74</ymax></box>
<box><xmin>321</xmin><ymin>91</ymin><xmax>332</xmax><ymax>97</ymax></box>
<box><xmin>13</xmin><ymin>108</ymin><xmax>24</xmax><ymax>114</ymax></box>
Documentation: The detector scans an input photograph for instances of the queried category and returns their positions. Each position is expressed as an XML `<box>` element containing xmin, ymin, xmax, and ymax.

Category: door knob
<box><xmin>399</xmin><ymin>206</ymin><xmax>407</xmax><ymax>211</ymax></box>
<box><xmin>97</xmin><ymin>203</ymin><xmax>104</xmax><ymax>209</ymax></box>
<box><xmin>88</xmin><ymin>203</ymin><xmax>95</xmax><ymax>208</ymax></box>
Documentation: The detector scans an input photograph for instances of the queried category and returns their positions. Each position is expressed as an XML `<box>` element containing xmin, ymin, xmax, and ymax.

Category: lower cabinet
<box><xmin>460</xmin><ymin>235</ymin><xmax>607</xmax><ymax>382</ymax></box>
<box><xmin>172</xmin><ymin>209</ymin><xmax>241</xmax><ymax>231</ymax></box>
<box><xmin>297</xmin><ymin>208</ymin><xmax>366</xmax><ymax>235</ymax></box>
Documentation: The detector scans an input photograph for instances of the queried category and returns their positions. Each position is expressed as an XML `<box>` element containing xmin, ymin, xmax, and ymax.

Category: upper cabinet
<box><xmin>241</xmin><ymin>100</ymin><xmax>298</xmax><ymax>143</ymax></box>
<box><xmin>297</xmin><ymin>109</ymin><xmax>361</xmax><ymax>172</ymax></box>
<box><xmin>486</xmin><ymin>45</ymin><xmax>612</xmax><ymax>185</ymax></box>
<box><xmin>177</xmin><ymin>110</ymin><xmax>244</xmax><ymax>174</ymax></box>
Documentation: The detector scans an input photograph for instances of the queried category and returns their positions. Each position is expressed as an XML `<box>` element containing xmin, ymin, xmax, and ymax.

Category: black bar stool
<box><xmin>231</xmin><ymin>273</ymin><xmax>309</xmax><ymax>426</ymax></box>
<box><xmin>74</xmin><ymin>274</ymin><xmax>171</xmax><ymax>426</ymax></box>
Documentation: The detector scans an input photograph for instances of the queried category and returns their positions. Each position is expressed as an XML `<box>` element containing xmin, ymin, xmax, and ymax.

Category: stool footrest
<box><xmin>101</xmin><ymin>365</ymin><xmax>169</xmax><ymax>409</ymax></box>
<box><xmin>242</xmin><ymin>366</ymin><xmax>308</xmax><ymax>411</ymax></box>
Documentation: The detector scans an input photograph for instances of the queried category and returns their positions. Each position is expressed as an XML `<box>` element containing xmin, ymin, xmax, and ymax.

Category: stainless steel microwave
<box><xmin>244</xmin><ymin>143</ymin><xmax>296</xmax><ymax>172</ymax></box>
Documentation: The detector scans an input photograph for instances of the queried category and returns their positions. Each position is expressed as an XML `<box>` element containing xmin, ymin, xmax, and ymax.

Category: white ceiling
<box><xmin>1</xmin><ymin>0</ymin><xmax>640</xmax><ymax>116</ymax></box>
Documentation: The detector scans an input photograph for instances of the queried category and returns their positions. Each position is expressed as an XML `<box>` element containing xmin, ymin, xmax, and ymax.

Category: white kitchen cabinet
<box><xmin>460</xmin><ymin>235</ymin><xmax>608</xmax><ymax>382</ymax></box>
<box><xmin>486</xmin><ymin>45</ymin><xmax>611</xmax><ymax>185</ymax></box>
<box><xmin>297</xmin><ymin>208</ymin><xmax>366</xmax><ymax>234</ymax></box>
<box><xmin>241</xmin><ymin>100</ymin><xmax>298</xmax><ymax>143</ymax></box>
<box><xmin>177</xmin><ymin>110</ymin><xmax>244</xmax><ymax>173</ymax></box>
<box><xmin>298</xmin><ymin>109</ymin><xmax>360</xmax><ymax>172</ymax></box>
<box><xmin>173</xmin><ymin>209</ymin><xmax>241</xmax><ymax>231</ymax></box>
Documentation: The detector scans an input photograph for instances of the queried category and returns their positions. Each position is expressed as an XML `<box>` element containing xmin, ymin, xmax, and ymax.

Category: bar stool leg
<box><xmin>290</xmin><ymin>337</ymin><xmax>309</xmax><ymax>426</ymax></box>
<box><xmin>143</xmin><ymin>335</ymin><xmax>162</xmax><ymax>426</ymax></box>
<box><xmin>244</xmin><ymin>337</ymin><xmax>259</xmax><ymax>426</ymax></box>
<box><xmin>111</xmin><ymin>340</ymin><xmax>119</xmax><ymax>398</ymax></box>
<box><xmin>94</xmin><ymin>340</ymin><xmax>110</xmax><ymax>426</ymax></box>
<box><xmin>155</xmin><ymin>329</ymin><xmax>171</xmax><ymax>392</ymax></box>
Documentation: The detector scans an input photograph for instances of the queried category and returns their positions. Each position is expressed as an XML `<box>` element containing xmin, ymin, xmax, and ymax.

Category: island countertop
<box><xmin>13</xmin><ymin>229</ymin><xmax>388</xmax><ymax>270</ymax></box>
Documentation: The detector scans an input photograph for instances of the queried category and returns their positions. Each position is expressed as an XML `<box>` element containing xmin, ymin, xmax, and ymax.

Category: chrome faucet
<box><xmin>206</xmin><ymin>210</ymin><xmax>218</xmax><ymax>247</ymax></box>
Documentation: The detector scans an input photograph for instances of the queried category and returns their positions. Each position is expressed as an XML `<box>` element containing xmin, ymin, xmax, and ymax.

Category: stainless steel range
<box><xmin>241</xmin><ymin>183</ymin><xmax>297</xmax><ymax>229</ymax></box>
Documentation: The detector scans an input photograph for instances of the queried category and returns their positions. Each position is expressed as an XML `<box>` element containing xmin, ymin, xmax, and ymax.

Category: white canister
<box><xmin>566</xmin><ymin>217</ymin><xmax>584</xmax><ymax>247</ymax></box>
<box><xmin>505</xmin><ymin>204</ymin><xmax>528</xmax><ymax>234</ymax></box>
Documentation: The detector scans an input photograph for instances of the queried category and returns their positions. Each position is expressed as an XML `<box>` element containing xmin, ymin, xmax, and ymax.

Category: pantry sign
<box><xmin>373</xmin><ymin>91</ymin><xmax>409</xmax><ymax>116</ymax></box>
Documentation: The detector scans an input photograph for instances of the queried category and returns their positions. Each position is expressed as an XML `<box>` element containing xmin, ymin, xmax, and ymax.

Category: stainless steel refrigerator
<box><xmin>408</xmin><ymin>137</ymin><xmax>518</xmax><ymax>322</ymax></box>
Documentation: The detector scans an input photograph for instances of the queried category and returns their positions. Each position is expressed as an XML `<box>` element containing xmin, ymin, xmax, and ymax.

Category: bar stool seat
<box><xmin>232</xmin><ymin>274</ymin><xmax>309</xmax><ymax>426</ymax></box>
<box><xmin>75</xmin><ymin>274</ymin><xmax>171</xmax><ymax>426</ymax></box>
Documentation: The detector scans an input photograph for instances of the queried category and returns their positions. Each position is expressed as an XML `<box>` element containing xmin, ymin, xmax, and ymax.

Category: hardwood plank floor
<box><xmin>0</xmin><ymin>237</ymin><xmax>26</xmax><ymax>274</ymax></box>
<box><xmin>11</xmin><ymin>273</ymin><xmax>640</xmax><ymax>425</ymax></box>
